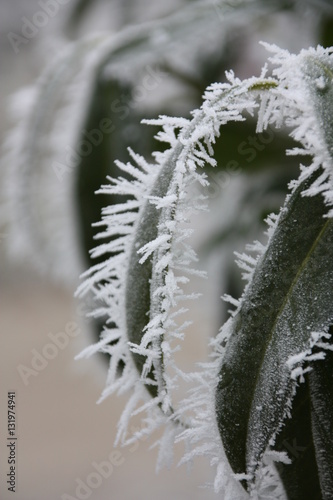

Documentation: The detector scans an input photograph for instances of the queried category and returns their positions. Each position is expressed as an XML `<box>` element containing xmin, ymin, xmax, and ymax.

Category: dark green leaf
<box><xmin>303</xmin><ymin>55</ymin><xmax>333</xmax><ymax>154</ymax></box>
<box><xmin>274</xmin><ymin>378</ymin><xmax>322</xmax><ymax>500</ymax></box>
<box><xmin>309</xmin><ymin>344</ymin><xmax>333</xmax><ymax>498</ymax></box>
<box><xmin>125</xmin><ymin>144</ymin><xmax>182</xmax><ymax>398</ymax></box>
<box><xmin>215</xmin><ymin>169</ymin><xmax>333</xmax><ymax>489</ymax></box>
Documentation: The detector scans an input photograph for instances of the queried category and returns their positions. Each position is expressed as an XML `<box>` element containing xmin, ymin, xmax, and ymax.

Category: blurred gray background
<box><xmin>0</xmin><ymin>2</ymin><xmax>220</xmax><ymax>499</ymax></box>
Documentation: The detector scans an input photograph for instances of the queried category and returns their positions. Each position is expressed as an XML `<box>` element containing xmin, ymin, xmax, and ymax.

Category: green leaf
<box><xmin>273</xmin><ymin>342</ymin><xmax>333</xmax><ymax>500</ymax></box>
<box><xmin>125</xmin><ymin>144</ymin><xmax>182</xmax><ymax>399</ymax></box>
<box><xmin>302</xmin><ymin>55</ymin><xmax>333</xmax><ymax>154</ymax></box>
<box><xmin>125</xmin><ymin>78</ymin><xmax>278</xmax><ymax>405</ymax></box>
<box><xmin>271</xmin><ymin>54</ymin><xmax>333</xmax><ymax>499</ymax></box>
<box><xmin>309</xmin><ymin>343</ymin><xmax>333</xmax><ymax>498</ymax></box>
<box><xmin>215</xmin><ymin>169</ymin><xmax>333</xmax><ymax>490</ymax></box>
<box><xmin>274</xmin><ymin>378</ymin><xmax>322</xmax><ymax>500</ymax></box>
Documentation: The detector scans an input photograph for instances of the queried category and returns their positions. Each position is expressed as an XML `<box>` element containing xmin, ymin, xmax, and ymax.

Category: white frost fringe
<box><xmin>76</xmin><ymin>44</ymin><xmax>333</xmax><ymax>498</ymax></box>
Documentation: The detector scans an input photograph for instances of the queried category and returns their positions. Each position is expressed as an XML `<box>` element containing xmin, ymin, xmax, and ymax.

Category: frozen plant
<box><xmin>2</xmin><ymin>0</ymin><xmax>333</xmax><ymax>498</ymax></box>
<box><xmin>77</xmin><ymin>44</ymin><xmax>333</xmax><ymax>499</ymax></box>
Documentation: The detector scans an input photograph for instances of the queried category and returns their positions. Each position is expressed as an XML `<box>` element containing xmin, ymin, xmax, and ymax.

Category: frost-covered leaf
<box><xmin>1</xmin><ymin>35</ymin><xmax>109</xmax><ymax>283</ymax></box>
<box><xmin>123</xmin><ymin>75</ymin><xmax>283</xmax><ymax>416</ymax></box>
<box><xmin>125</xmin><ymin>147</ymin><xmax>177</xmax><ymax>399</ymax></box>
<box><xmin>302</xmin><ymin>54</ymin><xmax>333</xmax><ymax>155</ymax></box>
<box><xmin>308</xmin><ymin>342</ymin><xmax>333</xmax><ymax>498</ymax></box>
<box><xmin>76</xmin><ymin>71</ymin><xmax>278</xmax><ymax>448</ymax></box>
<box><xmin>273</xmin><ymin>377</ymin><xmax>322</xmax><ymax>500</ymax></box>
<box><xmin>215</xmin><ymin>168</ymin><xmax>333</xmax><ymax>490</ymax></box>
<box><xmin>273</xmin><ymin>342</ymin><xmax>333</xmax><ymax>500</ymax></box>
<box><xmin>74</xmin><ymin>43</ymin><xmax>333</xmax><ymax>495</ymax></box>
